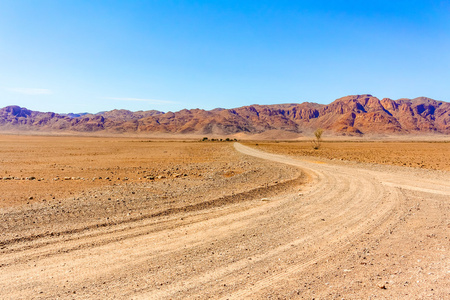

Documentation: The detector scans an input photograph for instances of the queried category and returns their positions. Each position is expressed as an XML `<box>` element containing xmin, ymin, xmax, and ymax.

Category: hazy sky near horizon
<box><xmin>0</xmin><ymin>0</ymin><xmax>449</xmax><ymax>113</ymax></box>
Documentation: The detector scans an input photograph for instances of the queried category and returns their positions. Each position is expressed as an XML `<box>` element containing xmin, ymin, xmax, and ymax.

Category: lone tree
<box><xmin>312</xmin><ymin>128</ymin><xmax>324</xmax><ymax>150</ymax></box>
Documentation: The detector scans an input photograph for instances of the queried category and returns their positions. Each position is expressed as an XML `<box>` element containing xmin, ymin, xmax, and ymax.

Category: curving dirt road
<box><xmin>1</xmin><ymin>143</ymin><xmax>448</xmax><ymax>299</ymax></box>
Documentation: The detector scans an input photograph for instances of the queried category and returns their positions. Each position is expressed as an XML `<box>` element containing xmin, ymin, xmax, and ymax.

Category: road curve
<box><xmin>0</xmin><ymin>143</ymin><xmax>448</xmax><ymax>299</ymax></box>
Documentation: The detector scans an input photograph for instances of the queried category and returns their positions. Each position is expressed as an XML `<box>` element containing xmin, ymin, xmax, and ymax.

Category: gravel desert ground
<box><xmin>244</xmin><ymin>140</ymin><xmax>450</xmax><ymax>171</ymax></box>
<box><xmin>0</xmin><ymin>135</ymin><xmax>449</xmax><ymax>299</ymax></box>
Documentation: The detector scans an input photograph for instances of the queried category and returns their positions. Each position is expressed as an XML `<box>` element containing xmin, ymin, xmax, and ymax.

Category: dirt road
<box><xmin>1</xmin><ymin>143</ymin><xmax>448</xmax><ymax>299</ymax></box>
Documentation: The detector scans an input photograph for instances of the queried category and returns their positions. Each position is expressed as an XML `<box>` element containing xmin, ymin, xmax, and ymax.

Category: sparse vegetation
<box><xmin>201</xmin><ymin>137</ymin><xmax>237</xmax><ymax>142</ymax></box>
<box><xmin>312</xmin><ymin>128</ymin><xmax>324</xmax><ymax>150</ymax></box>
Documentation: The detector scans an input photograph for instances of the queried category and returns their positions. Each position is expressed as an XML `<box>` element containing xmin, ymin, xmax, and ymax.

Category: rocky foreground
<box><xmin>0</xmin><ymin>139</ymin><xmax>448</xmax><ymax>299</ymax></box>
<box><xmin>1</xmin><ymin>94</ymin><xmax>450</xmax><ymax>136</ymax></box>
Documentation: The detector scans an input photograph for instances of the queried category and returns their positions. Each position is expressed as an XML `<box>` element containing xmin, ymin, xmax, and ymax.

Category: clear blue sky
<box><xmin>0</xmin><ymin>0</ymin><xmax>449</xmax><ymax>113</ymax></box>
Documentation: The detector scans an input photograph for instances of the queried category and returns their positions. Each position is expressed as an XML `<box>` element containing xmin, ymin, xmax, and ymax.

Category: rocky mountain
<box><xmin>1</xmin><ymin>95</ymin><xmax>449</xmax><ymax>136</ymax></box>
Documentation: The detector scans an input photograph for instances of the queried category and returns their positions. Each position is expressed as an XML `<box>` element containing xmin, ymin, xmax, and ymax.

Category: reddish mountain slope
<box><xmin>1</xmin><ymin>95</ymin><xmax>449</xmax><ymax>135</ymax></box>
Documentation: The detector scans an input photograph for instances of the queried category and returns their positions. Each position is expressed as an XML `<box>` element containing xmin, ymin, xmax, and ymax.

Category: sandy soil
<box><xmin>0</xmin><ymin>135</ymin><xmax>298</xmax><ymax>208</ymax></box>
<box><xmin>0</xmin><ymin>136</ymin><xmax>449</xmax><ymax>299</ymax></box>
<box><xmin>245</xmin><ymin>140</ymin><xmax>450</xmax><ymax>171</ymax></box>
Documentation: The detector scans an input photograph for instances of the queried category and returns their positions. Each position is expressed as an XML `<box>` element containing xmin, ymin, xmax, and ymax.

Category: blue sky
<box><xmin>0</xmin><ymin>0</ymin><xmax>449</xmax><ymax>113</ymax></box>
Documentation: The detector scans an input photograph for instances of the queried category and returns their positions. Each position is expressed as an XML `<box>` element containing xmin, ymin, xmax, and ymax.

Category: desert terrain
<box><xmin>0</xmin><ymin>135</ymin><xmax>449</xmax><ymax>299</ymax></box>
<box><xmin>245</xmin><ymin>140</ymin><xmax>450</xmax><ymax>171</ymax></box>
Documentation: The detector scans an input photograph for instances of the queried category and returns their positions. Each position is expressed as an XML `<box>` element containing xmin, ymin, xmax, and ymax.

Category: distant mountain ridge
<box><xmin>1</xmin><ymin>95</ymin><xmax>449</xmax><ymax>136</ymax></box>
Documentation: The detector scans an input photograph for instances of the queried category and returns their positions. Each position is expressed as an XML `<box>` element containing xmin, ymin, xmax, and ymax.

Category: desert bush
<box><xmin>312</xmin><ymin>128</ymin><xmax>324</xmax><ymax>150</ymax></box>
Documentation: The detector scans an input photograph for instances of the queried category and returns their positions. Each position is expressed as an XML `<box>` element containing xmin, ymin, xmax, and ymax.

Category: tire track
<box><xmin>2</xmin><ymin>142</ymin><xmax>446</xmax><ymax>299</ymax></box>
<box><xmin>133</xmin><ymin>144</ymin><xmax>405</xmax><ymax>299</ymax></box>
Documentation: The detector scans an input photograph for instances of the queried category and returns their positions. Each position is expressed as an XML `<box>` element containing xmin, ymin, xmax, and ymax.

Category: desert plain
<box><xmin>0</xmin><ymin>134</ymin><xmax>449</xmax><ymax>299</ymax></box>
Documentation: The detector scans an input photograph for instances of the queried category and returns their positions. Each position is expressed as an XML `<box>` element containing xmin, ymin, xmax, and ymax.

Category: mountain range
<box><xmin>1</xmin><ymin>95</ymin><xmax>449</xmax><ymax>136</ymax></box>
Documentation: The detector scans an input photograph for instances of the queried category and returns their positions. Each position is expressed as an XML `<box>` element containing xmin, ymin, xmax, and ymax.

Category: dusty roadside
<box><xmin>244</xmin><ymin>140</ymin><xmax>450</xmax><ymax>171</ymax></box>
<box><xmin>0</xmin><ymin>137</ymin><xmax>448</xmax><ymax>299</ymax></box>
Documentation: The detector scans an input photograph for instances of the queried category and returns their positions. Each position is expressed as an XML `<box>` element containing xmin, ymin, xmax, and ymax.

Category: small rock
<box><xmin>377</xmin><ymin>283</ymin><xmax>388</xmax><ymax>289</ymax></box>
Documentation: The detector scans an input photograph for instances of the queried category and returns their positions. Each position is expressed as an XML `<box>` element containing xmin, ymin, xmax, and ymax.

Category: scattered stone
<box><xmin>64</xmin><ymin>177</ymin><xmax>71</xmax><ymax>180</ymax></box>
<box><xmin>377</xmin><ymin>283</ymin><xmax>387</xmax><ymax>289</ymax></box>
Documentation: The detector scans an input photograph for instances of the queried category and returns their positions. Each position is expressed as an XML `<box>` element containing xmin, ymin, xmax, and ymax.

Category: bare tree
<box><xmin>312</xmin><ymin>128</ymin><xmax>324</xmax><ymax>150</ymax></box>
